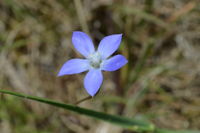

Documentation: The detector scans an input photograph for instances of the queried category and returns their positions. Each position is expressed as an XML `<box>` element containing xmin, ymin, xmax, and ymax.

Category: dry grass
<box><xmin>0</xmin><ymin>0</ymin><xmax>199</xmax><ymax>133</ymax></box>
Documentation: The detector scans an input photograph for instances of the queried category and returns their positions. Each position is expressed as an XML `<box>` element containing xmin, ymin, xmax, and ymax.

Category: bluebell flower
<box><xmin>58</xmin><ymin>31</ymin><xmax>128</xmax><ymax>96</ymax></box>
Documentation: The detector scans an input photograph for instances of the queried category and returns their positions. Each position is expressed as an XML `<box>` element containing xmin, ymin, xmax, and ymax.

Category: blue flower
<box><xmin>58</xmin><ymin>31</ymin><xmax>128</xmax><ymax>96</ymax></box>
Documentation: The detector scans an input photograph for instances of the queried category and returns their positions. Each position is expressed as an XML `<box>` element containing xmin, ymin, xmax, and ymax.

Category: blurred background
<box><xmin>0</xmin><ymin>0</ymin><xmax>200</xmax><ymax>133</ymax></box>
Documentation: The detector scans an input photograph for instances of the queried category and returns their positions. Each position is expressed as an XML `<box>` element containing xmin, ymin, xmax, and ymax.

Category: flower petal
<box><xmin>84</xmin><ymin>69</ymin><xmax>103</xmax><ymax>96</ymax></box>
<box><xmin>102</xmin><ymin>55</ymin><xmax>128</xmax><ymax>71</ymax></box>
<box><xmin>72</xmin><ymin>31</ymin><xmax>95</xmax><ymax>57</ymax></box>
<box><xmin>58</xmin><ymin>59</ymin><xmax>89</xmax><ymax>76</ymax></box>
<box><xmin>97</xmin><ymin>34</ymin><xmax>122</xmax><ymax>59</ymax></box>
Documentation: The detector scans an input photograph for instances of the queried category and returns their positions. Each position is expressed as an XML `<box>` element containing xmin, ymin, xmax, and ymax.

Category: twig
<box><xmin>167</xmin><ymin>2</ymin><xmax>196</xmax><ymax>22</ymax></box>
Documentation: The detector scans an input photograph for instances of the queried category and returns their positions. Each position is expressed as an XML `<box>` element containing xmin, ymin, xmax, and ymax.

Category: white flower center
<box><xmin>88</xmin><ymin>52</ymin><xmax>102</xmax><ymax>69</ymax></box>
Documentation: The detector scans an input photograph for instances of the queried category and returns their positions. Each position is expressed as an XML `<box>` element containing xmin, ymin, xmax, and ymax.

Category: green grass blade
<box><xmin>1</xmin><ymin>89</ymin><xmax>199</xmax><ymax>133</ymax></box>
<box><xmin>0</xmin><ymin>89</ymin><xmax>154</xmax><ymax>132</ymax></box>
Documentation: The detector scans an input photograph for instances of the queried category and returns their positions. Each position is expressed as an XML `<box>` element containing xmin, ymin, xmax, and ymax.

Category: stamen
<box><xmin>88</xmin><ymin>52</ymin><xmax>102</xmax><ymax>69</ymax></box>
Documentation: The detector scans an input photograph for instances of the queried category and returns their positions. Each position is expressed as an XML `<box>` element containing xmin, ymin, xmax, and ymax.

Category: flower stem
<box><xmin>75</xmin><ymin>95</ymin><xmax>92</xmax><ymax>105</ymax></box>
